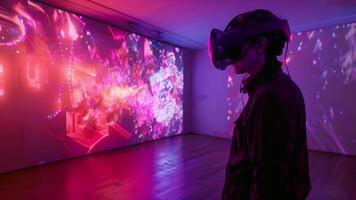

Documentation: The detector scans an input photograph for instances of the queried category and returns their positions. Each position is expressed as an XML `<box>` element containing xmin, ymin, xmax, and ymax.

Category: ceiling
<box><xmin>38</xmin><ymin>0</ymin><xmax>356</xmax><ymax>49</ymax></box>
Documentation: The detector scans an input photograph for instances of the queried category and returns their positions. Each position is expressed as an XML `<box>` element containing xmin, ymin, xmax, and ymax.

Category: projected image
<box><xmin>0</xmin><ymin>0</ymin><xmax>183</xmax><ymax>155</ymax></box>
<box><xmin>226</xmin><ymin>22</ymin><xmax>356</xmax><ymax>155</ymax></box>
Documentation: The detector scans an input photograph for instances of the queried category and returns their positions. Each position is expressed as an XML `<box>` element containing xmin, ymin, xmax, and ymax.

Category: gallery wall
<box><xmin>192</xmin><ymin>22</ymin><xmax>356</xmax><ymax>156</ymax></box>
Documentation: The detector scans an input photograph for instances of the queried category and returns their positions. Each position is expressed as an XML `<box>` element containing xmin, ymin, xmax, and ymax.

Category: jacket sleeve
<box><xmin>249</xmin><ymin>92</ymin><xmax>297</xmax><ymax>200</ymax></box>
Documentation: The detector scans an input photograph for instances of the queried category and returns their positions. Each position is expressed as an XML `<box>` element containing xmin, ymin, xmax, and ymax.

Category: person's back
<box><xmin>247</xmin><ymin>67</ymin><xmax>311</xmax><ymax>199</ymax></box>
<box><xmin>222</xmin><ymin>61</ymin><xmax>311</xmax><ymax>199</ymax></box>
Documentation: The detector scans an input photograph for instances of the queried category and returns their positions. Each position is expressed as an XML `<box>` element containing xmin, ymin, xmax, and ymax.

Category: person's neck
<box><xmin>252</xmin><ymin>57</ymin><xmax>283</xmax><ymax>77</ymax></box>
<box><xmin>247</xmin><ymin>67</ymin><xmax>262</xmax><ymax>78</ymax></box>
<box><xmin>241</xmin><ymin>58</ymin><xmax>283</xmax><ymax>94</ymax></box>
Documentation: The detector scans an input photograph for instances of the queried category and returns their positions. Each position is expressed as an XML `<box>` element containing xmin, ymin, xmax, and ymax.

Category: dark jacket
<box><xmin>222</xmin><ymin>62</ymin><xmax>311</xmax><ymax>200</ymax></box>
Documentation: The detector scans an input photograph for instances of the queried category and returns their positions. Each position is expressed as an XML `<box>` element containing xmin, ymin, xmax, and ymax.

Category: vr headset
<box><xmin>208</xmin><ymin>19</ymin><xmax>291</xmax><ymax>70</ymax></box>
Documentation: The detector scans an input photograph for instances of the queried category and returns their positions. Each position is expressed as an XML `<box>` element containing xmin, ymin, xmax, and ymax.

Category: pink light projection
<box><xmin>0</xmin><ymin>64</ymin><xmax>4</xmax><ymax>96</ymax></box>
<box><xmin>227</xmin><ymin>22</ymin><xmax>356</xmax><ymax>155</ymax></box>
<box><xmin>0</xmin><ymin>0</ymin><xmax>184</xmax><ymax>159</ymax></box>
<box><xmin>26</xmin><ymin>61</ymin><xmax>41</xmax><ymax>90</ymax></box>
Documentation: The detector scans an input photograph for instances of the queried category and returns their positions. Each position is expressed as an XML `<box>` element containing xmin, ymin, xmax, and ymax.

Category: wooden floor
<box><xmin>0</xmin><ymin>134</ymin><xmax>355</xmax><ymax>200</ymax></box>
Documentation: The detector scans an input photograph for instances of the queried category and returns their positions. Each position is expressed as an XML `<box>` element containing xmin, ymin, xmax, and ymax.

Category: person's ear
<box><xmin>256</xmin><ymin>37</ymin><xmax>268</xmax><ymax>54</ymax></box>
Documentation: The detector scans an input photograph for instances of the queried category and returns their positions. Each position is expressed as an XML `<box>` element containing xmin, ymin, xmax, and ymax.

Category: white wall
<box><xmin>190</xmin><ymin>49</ymin><xmax>242</xmax><ymax>138</ymax></box>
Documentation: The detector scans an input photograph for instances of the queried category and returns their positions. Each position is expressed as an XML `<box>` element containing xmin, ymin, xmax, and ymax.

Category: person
<box><xmin>209</xmin><ymin>9</ymin><xmax>311</xmax><ymax>199</ymax></box>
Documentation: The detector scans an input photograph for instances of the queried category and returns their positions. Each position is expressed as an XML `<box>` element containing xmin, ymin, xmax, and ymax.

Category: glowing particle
<box><xmin>313</xmin><ymin>38</ymin><xmax>322</xmax><ymax>53</ymax></box>
<box><xmin>228</xmin><ymin>76</ymin><xmax>233</xmax><ymax>82</ymax></box>
<box><xmin>316</xmin><ymin>93</ymin><xmax>320</xmax><ymax>100</ymax></box>
<box><xmin>308</xmin><ymin>31</ymin><xmax>315</xmax><ymax>39</ymax></box>
<box><xmin>67</xmin><ymin>14</ymin><xmax>79</xmax><ymax>41</ymax></box>
<box><xmin>330</xmin><ymin>107</ymin><xmax>334</xmax><ymax>119</ymax></box>
<box><xmin>144</xmin><ymin>39</ymin><xmax>153</xmax><ymax>57</ymax></box>
<box><xmin>60</xmin><ymin>29</ymin><xmax>65</xmax><ymax>38</ymax></box>
<box><xmin>312</xmin><ymin>59</ymin><xmax>317</xmax><ymax>65</ymax></box>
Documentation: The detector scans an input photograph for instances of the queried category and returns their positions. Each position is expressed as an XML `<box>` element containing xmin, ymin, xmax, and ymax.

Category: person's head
<box><xmin>224</xmin><ymin>9</ymin><xmax>287</xmax><ymax>75</ymax></box>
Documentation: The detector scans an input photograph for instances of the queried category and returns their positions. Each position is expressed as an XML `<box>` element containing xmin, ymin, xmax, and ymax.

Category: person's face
<box><xmin>232</xmin><ymin>38</ymin><xmax>268</xmax><ymax>76</ymax></box>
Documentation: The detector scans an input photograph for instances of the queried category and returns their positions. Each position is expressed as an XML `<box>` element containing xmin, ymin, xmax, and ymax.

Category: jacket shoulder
<box><xmin>254</xmin><ymin>73</ymin><xmax>305</xmax><ymax>109</ymax></box>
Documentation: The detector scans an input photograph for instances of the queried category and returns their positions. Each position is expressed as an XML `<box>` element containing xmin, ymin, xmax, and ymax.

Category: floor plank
<box><xmin>0</xmin><ymin>134</ymin><xmax>355</xmax><ymax>200</ymax></box>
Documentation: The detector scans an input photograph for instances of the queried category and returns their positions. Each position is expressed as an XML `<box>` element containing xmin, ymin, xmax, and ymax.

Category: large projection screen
<box><xmin>0</xmin><ymin>0</ymin><xmax>184</xmax><ymax>173</ymax></box>
<box><xmin>226</xmin><ymin>22</ymin><xmax>356</xmax><ymax>156</ymax></box>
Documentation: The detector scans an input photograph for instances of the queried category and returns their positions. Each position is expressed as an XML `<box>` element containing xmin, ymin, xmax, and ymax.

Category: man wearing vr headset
<box><xmin>209</xmin><ymin>10</ymin><xmax>311</xmax><ymax>200</ymax></box>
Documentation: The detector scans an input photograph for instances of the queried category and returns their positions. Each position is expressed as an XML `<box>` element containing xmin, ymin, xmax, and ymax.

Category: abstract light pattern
<box><xmin>0</xmin><ymin>0</ymin><xmax>184</xmax><ymax>154</ymax></box>
<box><xmin>227</xmin><ymin>22</ymin><xmax>356</xmax><ymax>155</ymax></box>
